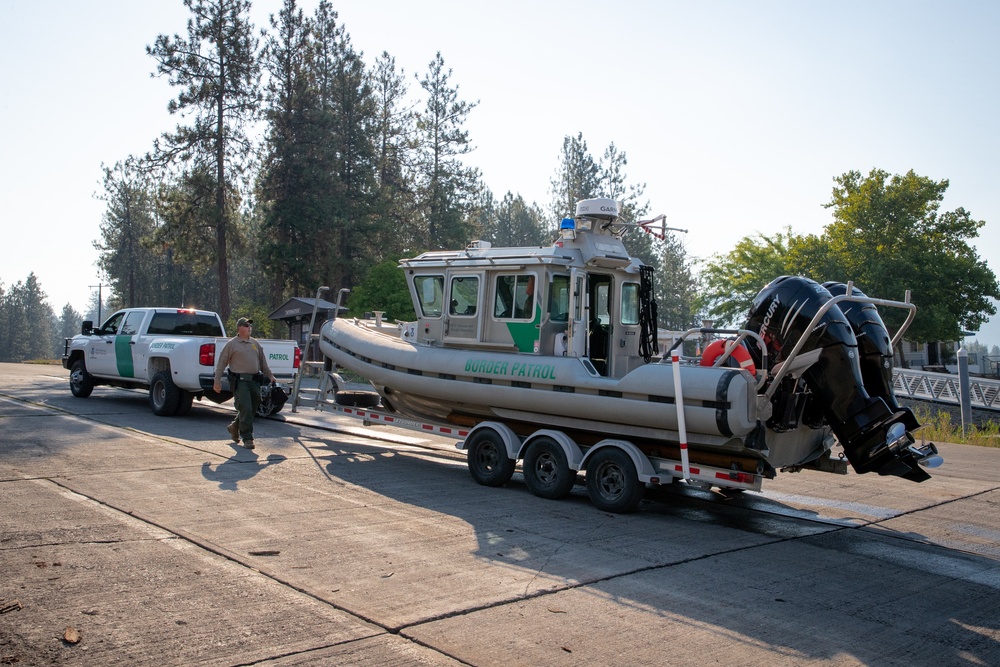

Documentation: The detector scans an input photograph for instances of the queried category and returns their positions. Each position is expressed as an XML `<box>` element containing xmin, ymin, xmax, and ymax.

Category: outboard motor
<box><xmin>822</xmin><ymin>282</ymin><xmax>902</xmax><ymax>412</ymax></box>
<box><xmin>746</xmin><ymin>276</ymin><xmax>935</xmax><ymax>482</ymax></box>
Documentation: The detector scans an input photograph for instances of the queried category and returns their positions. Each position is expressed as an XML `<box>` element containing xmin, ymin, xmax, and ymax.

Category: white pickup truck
<box><xmin>62</xmin><ymin>307</ymin><xmax>300</xmax><ymax>416</ymax></box>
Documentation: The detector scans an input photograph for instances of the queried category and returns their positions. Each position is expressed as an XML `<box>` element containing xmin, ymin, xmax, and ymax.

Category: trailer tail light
<box><xmin>199</xmin><ymin>343</ymin><xmax>216</xmax><ymax>367</ymax></box>
<box><xmin>293</xmin><ymin>346</ymin><xmax>302</xmax><ymax>369</ymax></box>
<box><xmin>717</xmin><ymin>471</ymin><xmax>756</xmax><ymax>485</ymax></box>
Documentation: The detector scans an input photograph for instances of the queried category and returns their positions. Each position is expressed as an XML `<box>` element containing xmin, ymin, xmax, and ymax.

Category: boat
<box><xmin>318</xmin><ymin>197</ymin><xmax>941</xmax><ymax>505</ymax></box>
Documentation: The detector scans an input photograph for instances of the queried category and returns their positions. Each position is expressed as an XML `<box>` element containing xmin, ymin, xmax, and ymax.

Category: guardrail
<box><xmin>892</xmin><ymin>368</ymin><xmax>1000</xmax><ymax>411</ymax></box>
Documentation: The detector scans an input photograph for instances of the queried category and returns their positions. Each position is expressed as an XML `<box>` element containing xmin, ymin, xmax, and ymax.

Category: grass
<box><xmin>910</xmin><ymin>404</ymin><xmax>1000</xmax><ymax>447</ymax></box>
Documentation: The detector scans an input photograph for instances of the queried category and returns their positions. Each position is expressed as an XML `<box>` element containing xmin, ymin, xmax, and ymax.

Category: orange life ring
<box><xmin>700</xmin><ymin>339</ymin><xmax>756</xmax><ymax>375</ymax></box>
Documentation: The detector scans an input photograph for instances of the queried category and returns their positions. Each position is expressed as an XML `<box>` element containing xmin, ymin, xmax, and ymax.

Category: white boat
<box><xmin>319</xmin><ymin>198</ymin><xmax>941</xmax><ymax>509</ymax></box>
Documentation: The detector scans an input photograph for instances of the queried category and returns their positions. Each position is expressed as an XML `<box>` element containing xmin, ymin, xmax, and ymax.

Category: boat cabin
<box><xmin>399</xmin><ymin>198</ymin><xmax>657</xmax><ymax>379</ymax></box>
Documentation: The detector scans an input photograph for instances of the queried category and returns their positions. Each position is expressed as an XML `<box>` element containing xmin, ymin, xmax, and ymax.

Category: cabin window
<box><xmin>621</xmin><ymin>283</ymin><xmax>639</xmax><ymax>325</ymax></box>
<box><xmin>549</xmin><ymin>275</ymin><xmax>570</xmax><ymax>322</ymax></box>
<box><xmin>414</xmin><ymin>275</ymin><xmax>445</xmax><ymax>317</ymax></box>
<box><xmin>494</xmin><ymin>274</ymin><xmax>536</xmax><ymax>320</ymax></box>
<box><xmin>449</xmin><ymin>276</ymin><xmax>479</xmax><ymax>316</ymax></box>
<box><xmin>594</xmin><ymin>282</ymin><xmax>611</xmax><ymax>325</ymax></box>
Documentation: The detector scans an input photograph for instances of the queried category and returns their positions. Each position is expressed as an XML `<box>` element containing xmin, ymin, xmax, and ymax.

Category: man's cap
<box><xmin>237</xmin><ymin>317</ymin><xmax>253</xmax><ymax>328</ymax></box>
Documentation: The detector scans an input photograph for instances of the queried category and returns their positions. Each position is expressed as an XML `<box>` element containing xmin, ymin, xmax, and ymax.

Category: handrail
<box><xmin>892</xmin><ymin>367</ymin><xmax>1000</xmax><ymax>411</ymax></box>
<box><xmin>763</xmin><ymin>281</ymin><xmax>916</xmax><ymax>401</ymax></box>
<box><xmin>665</xmin><ymin>282</ymin><xmax>917</xmax><ymax>400</ymax></box>
<box><xmin>666</xmin><ymin>328</ymin><xmax>769</xmax><ymax>391</ymax></box>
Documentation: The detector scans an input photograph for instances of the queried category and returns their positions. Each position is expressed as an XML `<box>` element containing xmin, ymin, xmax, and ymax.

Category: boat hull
<box><xmin>320</xmin><ymin>317</ymin><xmax>834</xmax><ymax>473</ymax></box>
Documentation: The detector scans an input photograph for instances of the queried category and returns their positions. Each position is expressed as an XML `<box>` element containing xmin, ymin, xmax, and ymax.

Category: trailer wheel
<box><xmin>149</xmin><ymin>371</ymin><xmax>181</xmax><ymax>416</ymax></box>
<box><xmin>175</xmin><ymin>389</ymin><xmax>194</xmax><ymax>416</ymax></box>
<box><xmin>523</xmin><ymin>437</ymin><xmax>576</xmax><ymax>499</ymax></box>
<box><xmin>69</xmin><ymin>360</ymin><xmax>94</xmax><ymax>398</ymax></box>
<box><xmin>465</xmin><ymin>428</ymin><xmax>515</xmax><ymax>487</ymax></box>
<box><xmin>586</xmin><ymin>447</ymin><xmax>643</xmax><ymax>514</ymax></box>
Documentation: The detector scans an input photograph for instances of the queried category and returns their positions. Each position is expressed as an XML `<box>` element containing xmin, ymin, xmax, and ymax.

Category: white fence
<box><xmin>892</xmin><ymin>368</ymin><xmax>1000</xmax><ymax>411</ymax></box>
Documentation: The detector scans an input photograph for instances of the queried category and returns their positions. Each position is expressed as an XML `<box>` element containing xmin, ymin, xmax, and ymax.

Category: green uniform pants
<box><xmin>233</xmin><ymin>377</ymin><xmax>261</xmax><ymax>444</ymax></box>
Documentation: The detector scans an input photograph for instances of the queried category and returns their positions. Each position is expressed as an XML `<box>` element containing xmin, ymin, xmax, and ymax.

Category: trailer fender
<box><xmin>519</xmin><ymin>430</ymin><xmax>585</xmax><ymax>471</ymax></box>
<box><xmin>459</xmin><ymin>421</ymin><xmax>521</xmax><ymax>462</ymax></box>
<box><xmin>581</xmin><ymin>439</ymin><xmax>658</xmax><ymax>483</ymax></box>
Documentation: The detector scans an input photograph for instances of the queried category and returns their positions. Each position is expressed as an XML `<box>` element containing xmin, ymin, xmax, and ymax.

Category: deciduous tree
<box><xmin>824</xmin><ymin>169</ymin><xmax>998</xmax><ymax>342</ymax></box>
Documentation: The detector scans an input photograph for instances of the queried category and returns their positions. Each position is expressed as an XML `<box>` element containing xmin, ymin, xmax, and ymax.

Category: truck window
<box><xmin>120</xmin><ymin>311</ymin><xmax>145</xmax><ymax>336</ymax></box>
<box><xmin>147</xmin><ymin>312</ymin><xmax>224</xmax><ymax>337</ymax></box>
<box><xmin>100</xmin><ymin>312</ymin><xmax>125</xmax><ymax>334</ymax></box>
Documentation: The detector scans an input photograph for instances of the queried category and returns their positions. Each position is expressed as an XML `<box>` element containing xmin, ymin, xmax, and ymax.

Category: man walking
<box><xmin>213</xmin><ymin>317</ymin><xmax>276</xmax><ymax>450</ymax></box>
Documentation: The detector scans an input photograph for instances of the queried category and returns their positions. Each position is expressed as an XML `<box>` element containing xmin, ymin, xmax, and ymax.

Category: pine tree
<box><xmin>415</xmin><ymin>52</ymin><xmax>480</xmax><ymax>249</ymax></box>
<box><xmin>257</xmin><ymin>0</ymin><xmax>324</xmax><ymax>303</ymax></box>
<box><xmin>370</xmin><ymin>51</ymin><xmax>417</xmax><ymax>256</ymax></box>
<box><xmin>94</xmin><ymin>158</ymin><xmax>159</xmax><ymax>308</ymax></box>
<box><xmin>310</xmin><ymin>1</ymin><xmax>379</xmax><ymax>292</ymax></box>
<box><xmin>147</xmin><ymin>0</ymin><xmax>260</xmax><ymax>319</ymax></box>
<box><xmin>548</xmin><ymin>133</ymin><xmax>601</xmax><ymax>222</ymax></box>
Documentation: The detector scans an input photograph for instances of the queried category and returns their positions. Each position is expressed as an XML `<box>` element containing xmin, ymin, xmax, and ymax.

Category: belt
<box><xmin>231</xmin><ymin>372</ymin><xmax>259</xmax><ymax>380</ymax></box>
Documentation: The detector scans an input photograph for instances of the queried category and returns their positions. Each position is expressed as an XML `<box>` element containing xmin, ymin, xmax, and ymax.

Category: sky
<box><xmin>2</xmin><ymin>0</ymin><xmax>999</xmax><ymax>347</ymax></box>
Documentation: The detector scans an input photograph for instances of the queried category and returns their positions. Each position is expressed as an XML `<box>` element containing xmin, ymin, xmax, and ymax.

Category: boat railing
<box><xmin>665</xmin><ymin>328</ymin><xmax>769</xmax><ymax>391</ymax></box>
<box><xmin>759</xmin><ymin>282</ymin><xmax>915</xmax><ymax>402</ymax></box>
<box><xmin>667</xmin><ymin>281</ymin><xmax>916</xmax><ymax>401</ymax></box>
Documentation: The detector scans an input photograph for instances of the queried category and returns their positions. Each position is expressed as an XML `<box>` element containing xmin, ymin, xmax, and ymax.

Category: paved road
<box><xmin>1</xmin><ymin>362</ymin><xmax>998</xmax><ymax>666</ymax></box>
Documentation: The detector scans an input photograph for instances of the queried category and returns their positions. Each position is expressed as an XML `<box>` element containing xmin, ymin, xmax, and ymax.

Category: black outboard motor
<box><xmin>822</xmin><ymin>282</ymin><xmax>902</xmax><ymax>412</ymax></box>
<box><xmin>746</xmin><ymin>276</ymin><xmax>934</xmax><ymax>482</ymax></box>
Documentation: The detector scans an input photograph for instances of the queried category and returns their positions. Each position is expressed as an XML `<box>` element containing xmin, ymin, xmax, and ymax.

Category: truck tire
<box><xmin>175</xmin><ymin>389</ymin><xmax>194</xmax><ymax>416</ymax></box>
<box><xmin>523</xmin><ymin>437</ymin><xmax>576</xmax><ymax>499</ymax></box>
<box><xmin>465</xmin><ymin>428</ymin><xmax>516</xmax><ymax>487</ymax></box>
<box><xmin>149</xmin><ymin>371</ymin><xmax>181</xmax><ymax>416</ymax></box>
<box><xmin>69</xmin><ymin>360</ymin><xmax>94</xmax><ymax>398</ymax></box>
<box><xmin>586</xmin><ymin>447</ymin><xmax>643</xmax><ymax>514</ymax></box>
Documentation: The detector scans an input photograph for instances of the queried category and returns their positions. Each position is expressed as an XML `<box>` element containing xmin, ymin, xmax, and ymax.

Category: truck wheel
<box><xmin>523</xmin><ymin>437</ymin><xmax>576</xmax><ymax>499</ymax></box>
<box><xmin>465</xmin><ymin>428</ymin><xmax>516</xmax><ymax>487</ymax></box>
<box><xmin>69</xmin><ymin>360</ymin><xmax>94</xmax><ymax>398</ymax></box>
<box><xmin>175</xmin><ymin>389</ymin><xmax>194</xmax><ymax>416</ymax></box>
<box><xmin>586</xmin><ymin>447</ymin><xmax>643</xmax><ymax>514</ymax></box>
<box><xmin>149</xmin><ymin>371</ymin><xmax>180</xmax><ymax>416</ymax></box>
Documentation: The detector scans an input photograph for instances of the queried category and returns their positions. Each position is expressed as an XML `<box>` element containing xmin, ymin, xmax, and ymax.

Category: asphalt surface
<box><xmin>1</xmin><ymin>362</ymin><xmax>999</xmax><ymax>666</ymax></box>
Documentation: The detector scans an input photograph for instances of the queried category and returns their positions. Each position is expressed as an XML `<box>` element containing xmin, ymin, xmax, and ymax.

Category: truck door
<box><xmin>87</xmin><ymin>311</ymin><xmax>126</xmax><ymax>377</ymax></box>
<box><xmin>115</xmin><ymin>310</ymin><xmax>146</xmax><ymax>378</ymax></box>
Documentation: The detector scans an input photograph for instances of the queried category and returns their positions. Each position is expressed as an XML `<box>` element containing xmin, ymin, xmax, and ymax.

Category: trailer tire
<box><xmin>69</xmin><ymin>360</ymin><xmax>94</xmax><ymax>398</ymax></box>
<box><xmin>175</xmin><ymin>389</ymin><xmax>194</xmax><ymax>416</ymax></box>
<box><xmin>466</xmin><ymin>428</ymin><xmax>515</xmax><ymax>487</ymax></box>
<box><xmin>586</xmin><ymin>447</ymin><xmax>643</xmax><ymax>514</ymax></box>
<box><xmin>523</xmin><ymin>437</ymin><xmax>576</xmax><ymax>499</ymax></box>
<box><xmin>334</xmin><ymin>390</ymin><xmax>380</xmax><ymax>408</ymax></box>
<box><xmin>149</xmin><ymin>371</ymin><xmax>181</xmax><ymax>416</ymax></box>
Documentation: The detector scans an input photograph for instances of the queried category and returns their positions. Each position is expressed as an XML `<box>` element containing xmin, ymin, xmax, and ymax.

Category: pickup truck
<box><xmin>62</xmin><ymin>307</ymin><xmax>300</xmax><ymax>416</ymax></box>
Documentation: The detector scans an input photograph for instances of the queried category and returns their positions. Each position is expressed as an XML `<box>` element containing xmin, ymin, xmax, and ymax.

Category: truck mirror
<box><xmin>81</xmin><ymin>321</ymin><xmax>93</xmax><ymax>335</ymax></box>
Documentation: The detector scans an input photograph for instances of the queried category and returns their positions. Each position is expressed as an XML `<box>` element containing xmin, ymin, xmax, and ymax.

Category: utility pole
<box><xmin>89</xmin><ymin>284</ymin><xmax>105</xmax><ymax>324</ymax></box>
